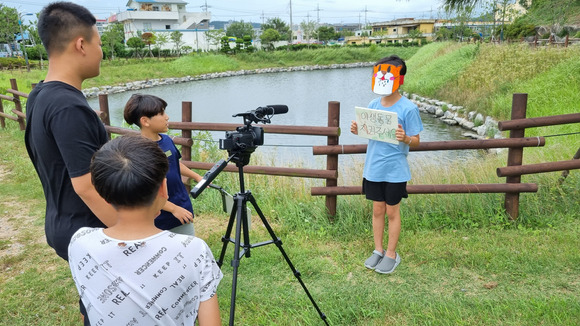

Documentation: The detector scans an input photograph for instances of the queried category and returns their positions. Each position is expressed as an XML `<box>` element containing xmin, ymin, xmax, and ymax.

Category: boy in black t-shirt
<box><xmin>24</xmin><ymin>2</ymin><xmax>116</xmax><ymax>324</ymax></box>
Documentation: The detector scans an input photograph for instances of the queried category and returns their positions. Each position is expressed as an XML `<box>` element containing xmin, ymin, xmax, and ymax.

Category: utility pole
<box><xmin>306</xmin><ymin>12</ymin><xmax>310</xmax><ymax>44</ymax></box>
<box><xmin>289</xmin><ymin>0</ymin><xmax>293</xmax><ymax>46</ymax></box>
<box><xmin>201</xmin><ymin>0</ymin><xmax>210</xmax><ymax>12</ymax></box>
<box><xmin>17</xmin><ymin>13</ymin><xmax>30</xmax><ymax>72</ymax></box>
<box><xmin>315</xmin><ymin>3</ymin><xmax>323</xmax><ymax>25</ymax></box>
<box><xmin>363</xmin><ymin>6</ymin><xmax>369</xmax><ymax>28</ymax></box>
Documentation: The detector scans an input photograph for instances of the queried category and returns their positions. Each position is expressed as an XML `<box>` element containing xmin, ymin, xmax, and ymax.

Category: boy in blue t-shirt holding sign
<box><xmin>350</xmin><ymin>55</ymin><xmax>424</xmax><ymax>274</ymax></box>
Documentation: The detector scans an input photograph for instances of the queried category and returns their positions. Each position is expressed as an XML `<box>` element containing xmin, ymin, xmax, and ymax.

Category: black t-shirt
<box><xmin>25</xmin><ymin>81</ymin><xmax>108</xmax><ymax>261</ymax></box>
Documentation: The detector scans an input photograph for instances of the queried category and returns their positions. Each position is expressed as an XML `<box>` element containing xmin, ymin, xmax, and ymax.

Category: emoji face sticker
<box><xmin>372</xmin><ymin>64</ymin><xmax>404</xmax><ymax>96</ymax></box>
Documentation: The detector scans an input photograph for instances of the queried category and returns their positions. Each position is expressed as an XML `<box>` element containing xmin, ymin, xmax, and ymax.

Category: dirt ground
<box><xmin>0</xmin><ymin>164</ymin><xmax>45</xmax><ymax>260</ymax></box>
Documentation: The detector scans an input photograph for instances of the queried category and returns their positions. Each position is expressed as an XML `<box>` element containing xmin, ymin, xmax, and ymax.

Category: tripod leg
<box><xmin>241</xmin><ymin>195</ymin><xmax>252</xmax><ymax>259</ymax></box>
<box><xmin>247</xmin><ymin>193</ymin><xmax>329</xmax><ymax>325</ymax></box>
<box><xmin>228</xmin><ymin>194</ymin><xmax>246</xmax><ymax>326</ymax></box>
<box><xmin>217</xmin><ymin>197</ymin><xmax>239</xmax><ymax>267</ymax></box>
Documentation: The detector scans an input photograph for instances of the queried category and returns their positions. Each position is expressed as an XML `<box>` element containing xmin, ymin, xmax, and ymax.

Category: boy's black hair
<box><xmin>124</xmin><ymin>94</ymin><xmax>168</xmax><ymax>127</ymax></box>
<box><xmin>375</xmin><ymin>55</ymin><xmax>407</xmax><ymax>76</ymax></box>
<box><xmin>90</xmin><ymin>136</ymin><xmax>169</xmax><ymax>209</ymax></box>
<box><xmin>38</xmin><ymin>2</ymin><xmax>96</xmax><ymax>57</ymax></box>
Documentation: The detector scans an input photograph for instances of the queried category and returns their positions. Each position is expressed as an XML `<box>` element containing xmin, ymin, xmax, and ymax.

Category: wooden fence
<box><xmin>2</xmin><ymin>78</ymin><xmax>579</xmax><ymax>219</ymax></box>
<box><xmin>521</xmin><ymin>34</ymin><xmax>580</xmax><ymax>47</ymax></box>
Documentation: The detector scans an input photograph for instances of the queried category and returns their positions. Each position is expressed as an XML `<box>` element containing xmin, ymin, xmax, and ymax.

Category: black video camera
<box><xmin>219</xmin><ymin>105</ymin><xmax>288</xmax><ymax>165</ymax></box>
<box><xmin>220</xmin><ymin>125</ymin><xmax>264</xmax><ymax>153</ymax></box>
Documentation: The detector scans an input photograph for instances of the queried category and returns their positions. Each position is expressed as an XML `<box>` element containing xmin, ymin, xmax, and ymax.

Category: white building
<box><xmin>110</xmin><ymin>0</ymin><xmax>212</xmax><ymax>51</ymax></box>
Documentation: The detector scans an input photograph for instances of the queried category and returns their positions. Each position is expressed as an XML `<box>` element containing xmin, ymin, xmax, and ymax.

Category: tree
<box><xmin>441</xmin><ymin>3</ymin><xmax>476</xmax><ymax>41</ymax></box>
<box><xmin>141</xmin><ymin>32</ymin><xmax>155</xmax><ymax>57</ymax></box>
<box><xmin>220</xmin><ymin>35</ymin><xmax>232</xmax><ymax>54</ymax></box>
<box><xmin>226</xmin><ymin>21</ymin><xmax>255</xmax><ymax>39</ymax></box>
<box><xmin>0</xmin><ymin>5</ymin><xmax>19</xmax><ymax>47</ymax></box>
<box><xmin>181</xmin><ymin>45</ymin><xmax>193</xmax><ymax>54</ymax></box>
<box><xmin>299</xmin><ymin>20</ymin><xmax>316</xmax><ymax>45</ymax></box>
<box><xmin>260</xmin><ymin>28</ymin><xmax>280</xmax><ymax>50</ymax></box>
<box><xmin>101</xmin><ymin>23</ymin><xmax>124</xmax><ymax>60</ymax></box>
<box><xmin>243</xmin><ymin>35</ymin><xmax>254</xmax><ymax>52</ymax></box>
<box><xmin>154</xmin><ymin>32</ymin><xmax>169</xmax><ymax>59</ymax></box>
<box><xmin>126</xmin><ymin>36</ymin><xmax>145</xmax><ymax>58</ymax></box>
<box><xmin>204</xmin><ymin>29</ymin><xmax>225</xmax><ymax>51</ymax></box>
<box><xmin>315</xmin><ymin>26</ymin><xmax>338</xmax><ymax>43</ymax></box>
<box><xmin>261</xmin><ymin>18</ymin><xmax>290</xmax><ymax>40</ymax></box>
<box><xmin>407</xmin><ymin>29</ymin><xmax>424</xmax><ymax>42</ymax></box>
<box><xmin>443</xmin><ymin>0</ymin><xmax>483</xmax><ymax>10</ymax></box>
<box><xmin>170</xmin><ymin>31</ymin><xmax>185</xmax><ymax>56</ymax></box>
<box><xmin>436</xmin><ymin>27</ymin><xmax>453</xmax><ymax>40</ymax></box>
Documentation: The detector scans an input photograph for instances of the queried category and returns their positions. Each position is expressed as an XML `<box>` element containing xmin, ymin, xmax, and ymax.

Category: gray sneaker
<box><xmin>374</xmin><ymin>252</ymin><xmax>401</xmax><ymax>274</ymax></box>
<box><xmin>364</xmin><ymin>250</ymin><xmax>385</xmax><ymax>269</ymax></box>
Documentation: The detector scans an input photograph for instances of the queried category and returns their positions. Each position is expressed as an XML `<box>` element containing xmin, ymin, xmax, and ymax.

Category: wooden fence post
<box><xmin>0</xmin><ymin>98</ymin><xmax>5</xmax><ymax>129</ymax></box>
<box><xmin>182</xmin><ymin>101</ymin><xmax>193</xmax><ymax>192</ymax></box>
<box><xmin>504</xmin><ymin>93</ymin><xmax>527</xmax><ymax>219</ymax></box>
<box><xmin>326</xmin><ymin>101</ymin><xmax>340</xmax><ymax>218</ymax></box>
<box><xmin>9</xmin><ymin>79</ymin><xmax>25</xmax><ymax>131</ymax></box>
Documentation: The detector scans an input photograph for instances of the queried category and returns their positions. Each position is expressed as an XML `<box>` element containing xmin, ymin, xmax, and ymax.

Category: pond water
<box><xmin>87</xmin><ymin>67</ymin><xmax>477</xmax><ymax>174</ymax></box>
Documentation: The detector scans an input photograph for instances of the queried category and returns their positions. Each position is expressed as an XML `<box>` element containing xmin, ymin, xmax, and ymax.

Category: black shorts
<box><xmin>362</xmin><ymin>178</ymin><xmax>408</xmax><ymax>205</ymax></box>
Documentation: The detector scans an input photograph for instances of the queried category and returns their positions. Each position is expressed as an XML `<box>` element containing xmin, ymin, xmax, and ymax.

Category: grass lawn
<box><xmin>1</xmin><ymin>123</ymin><xmax>579</xmax><ymax>325</ymax></box>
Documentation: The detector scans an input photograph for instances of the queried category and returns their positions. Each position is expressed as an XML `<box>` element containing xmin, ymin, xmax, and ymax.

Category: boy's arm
<box><xmin>404</xmin><ymin>134</ymin><xmax>420</xmax><ymax>147</ymax></box>
<box><xmin>179</xmin><ymin>162</ymin><xmax>203</xmax><ymax>183</ymax></box>
<box><xmin>71</xmin><ymin>173</ymin><xmax>117</xmax><ymax>227</ymax></box>
<box><xmin>396</xmin><ymin>124</ymin><xmax>421</xmax><ymax>147</ymax></box>
<box><xmin>196</xmin><ymin>295</ymin><xmax>221</xmax><ymax>326</ymax></box>
<box><xmin>162</xmin><ymin>200</ymin><xmax>193</xmax><ymax>224</ymax></box>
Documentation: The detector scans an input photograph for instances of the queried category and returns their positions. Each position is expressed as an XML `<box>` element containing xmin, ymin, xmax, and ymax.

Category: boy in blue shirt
<box><xmin>124</xmin><ymin>94</ymin><xmax>203</xmax><ymax>235</ymax></box>
<box><xmin>351</xmin><ymin>55</ymin><xmax>424</xmax><ymax>274</ymax></box>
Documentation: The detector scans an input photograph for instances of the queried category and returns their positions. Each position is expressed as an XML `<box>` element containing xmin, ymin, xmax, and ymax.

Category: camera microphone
<box><xmin>255</xmin><ymin>105</ymin><xmax>288</xmax><ymax>117</ymax></box>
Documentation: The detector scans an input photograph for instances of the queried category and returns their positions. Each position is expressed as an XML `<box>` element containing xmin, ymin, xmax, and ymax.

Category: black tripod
<box><xmin>216</xmin><ymin>154</ymin><xmax>329</xmax><ymax>326</ymax></box>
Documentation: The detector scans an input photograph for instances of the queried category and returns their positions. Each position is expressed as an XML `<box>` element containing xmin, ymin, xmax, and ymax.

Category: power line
<box><xmin>543</xmin><ymin>132</ymin><xmax>580</xmax><ymax>138</ymax></box>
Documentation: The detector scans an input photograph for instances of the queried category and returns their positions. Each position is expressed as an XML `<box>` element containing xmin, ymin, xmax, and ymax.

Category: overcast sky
<box><xmin>8</xmin><ymin>0</ymin><xmax>451</xmax><ymax>25</ymax></box>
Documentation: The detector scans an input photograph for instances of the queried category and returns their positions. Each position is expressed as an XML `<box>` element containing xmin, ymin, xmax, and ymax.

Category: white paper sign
<box><xmin>355</xmin><ymin>106</ymin><xmax>399</xmax><ymax>144</ymax></box>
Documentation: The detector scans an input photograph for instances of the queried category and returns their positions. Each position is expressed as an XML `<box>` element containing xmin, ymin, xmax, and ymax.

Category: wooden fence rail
<box><xmin>2</xmin><ymin>79</ymin><xmax>579</xmax><ymax>219</ymax></box>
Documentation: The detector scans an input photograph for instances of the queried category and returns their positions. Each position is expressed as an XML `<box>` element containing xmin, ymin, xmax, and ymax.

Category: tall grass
<box><xmin>404</xmin><ymin>42</ymin><xmax>479</xmax><ymax>97</ymax></box>
<box><xmin>489</xmin><ymin>54</ymin><xmax>580</xmax><ymax>128</ymax></box>
<box><xmin>436</xmin><ymin>44</ymin><xmax>580</xmax><ymax>120</ymax></box>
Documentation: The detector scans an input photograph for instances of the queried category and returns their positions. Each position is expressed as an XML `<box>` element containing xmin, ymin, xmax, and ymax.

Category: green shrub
<box><xmin>557</xmin><ymin>28</ymin><xmax>570</xmax><ymax>37</ymax></box>
<box><xmin>504</xmin><ymin>17</ymin><xmax>537</xmax><ymax>40</ymax></box>
<box><xmin>0</xmin><ymin>57</ymin><xmax>26</xmax><ymax>67</ymax></box>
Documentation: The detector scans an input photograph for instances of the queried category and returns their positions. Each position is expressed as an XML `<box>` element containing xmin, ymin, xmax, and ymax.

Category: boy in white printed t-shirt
<box><xmin>68</xmin><ymin>135</ymin><xmax>223</xmax><ymax>326</ymax></box>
